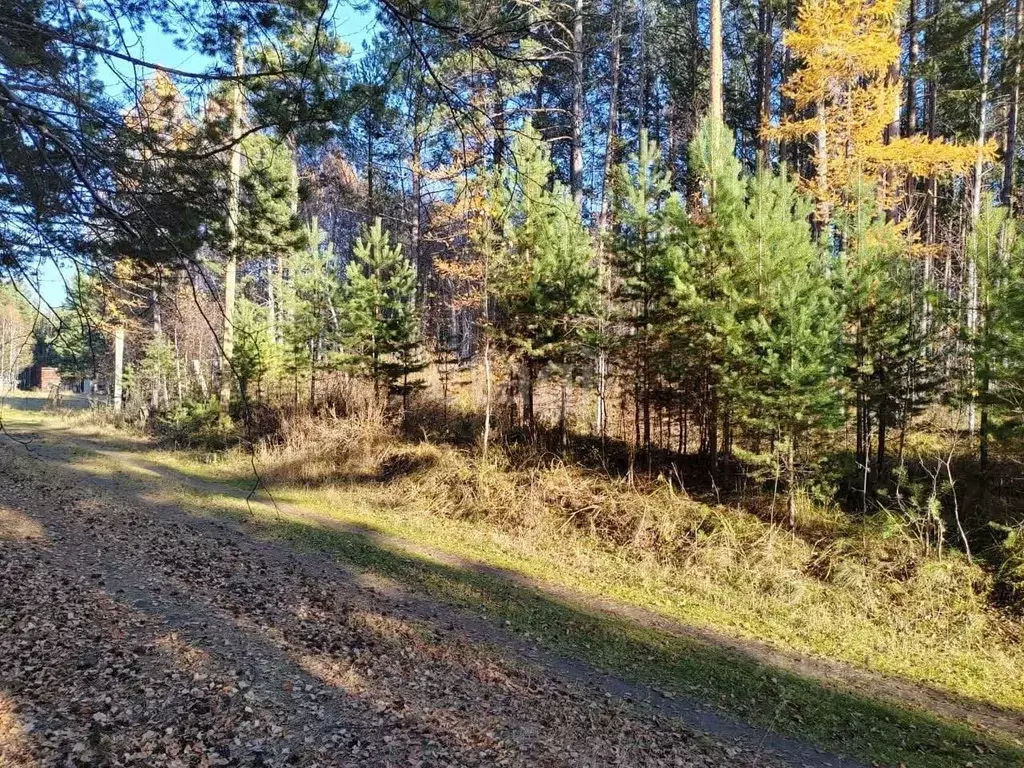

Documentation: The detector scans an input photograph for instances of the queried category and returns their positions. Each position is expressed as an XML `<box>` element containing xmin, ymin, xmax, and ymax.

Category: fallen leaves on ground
<box><xmin>0</xmin><ymin>448</ymin><xmax>781</xmax><ymax>767</ymax></box>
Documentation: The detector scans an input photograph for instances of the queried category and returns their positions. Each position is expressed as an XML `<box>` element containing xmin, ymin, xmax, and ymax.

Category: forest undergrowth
<box><xmin>65</xmin><ymin>394</ymin><xmax>1024</xmax><ymax>724</ymax></box>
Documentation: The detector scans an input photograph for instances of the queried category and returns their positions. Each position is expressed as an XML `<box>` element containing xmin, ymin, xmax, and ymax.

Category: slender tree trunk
<box><xmin>1004</xmin><ymin>0</ymin><xmax>1024</xmax><ymax>207</ymax></box>
<box><xmin>779</xmin><ymin>0</ymin><xmax>796</xmax><ymax>170</ymax></box>
<box><xmin>598</xmin><ymin>8</ymin><xmax>621</xmax><ymax>235</ymax></box>
<box><xmin>907</xmin><ymin>0</ymin><xmax>918</xmax><ymax>136</ymax></box>
<box><xmin>973</xmin><ymin>0</ymin><xmax>991</xmax><ymax>221</ymax></box>
<box><xmin>968</xmin><ymin>2</ymin><xmax>991</xmax><ymax>435</ymax></box>
<box><xmin>815</xmin><ymin>99</ymin><xmax>829</xmax><ymax>227</ymax></box>
<box><xmin>411</xmin><ymin>132</ymin><xmax>424</xmax><ymax>300</ymax></box>
<box><xmin>310</xmin><ymin>339</ymin><xmax>317</xmax><ymax>408</ymax></box>
<box><xmin>787</xmin><ymin>434</ymin><xmax>797</xmax><ymax>528</ymax></box>
<box><xmin>710</xmin><ymin>0</ymin><xmax>724</xmax><ymax>125</ymax></box>
<box><xmin>594</xmin><ymin>5</ymin><xmax>621</xmax><ymax>442</ymax></box>
<box><xmin>219</xmin><ymin>34</ymin><xmax>243</xmax><ymax>410</ymax></box>
<box><xmin>173</xmin><ymin>328</ymin><xmax>182</xmax><ymax>404</ymax></box>
<box><xmin>638</xmin><ymin>0</ymin><xmax>649</xmax><ymax>133</ymax></box>
<box><xmin>524</xmin><ymin>359</ymin><xmax>536</xmax><ymax>435</ymax></box>
<box><xmin>756</xmin><ymin>0</ymin><xmax>774</xmax><ymax>164</ymax></box>
<box><xmin>113</xmin><ymin>326</ymin><xmax>124</xmax><ymax>412</ymax></box>
<box><xmin>366</xmin><ymin>125</ymin><xmax>375</xmax><ymax>218</ymax></box>
<box><xmin>150</xmin><ymin>283</ymin><xmax>162</xmax><ymax>410</ymax></box>
<box><xmin>492</xmin><ymin>78</ymin><xmax>506</xmax><ymax>169</ymax></box>
<box><xmin>267</xmin><ymin>260</ymin><xmax>277</xmax><ymax>344</ymax></box>
<box><xmin>923</xmin><ymin>1</ymin><xmax>939</xmax><ymax>332</ymax></box>
<box><xmin>642</xmin><ymin>352</ymin><xmax>651</xmax><ymax>452</ymax></box>
<box><xmin>981</xmin><ymin>284</ymin><xmax>992</xmax><ymax>473</ymax></box>
<box><xmin>877</xmin><ymin>395</ymin><xmax>888</xmax><ymax>470</ymax></box>
<box><xmin>482</xmin><ymin>331</ymin><xmax>492</xmax><ymax>457</ymax></box>
<box><xmin>193</xmin><ymin>359</ymin><xmax>208</xmax><ymax>398</ymax></box>
<box><xmin>410</xmin><ymin>79</ymin><xmax>426</xmax><ymax>302</ymax></box>
<box><xmin>560</xmin><ymin>374</ymin><xmax>569</xmax><ymax>450</ymax></box>
<box><xmin>570</xmin><ymin>0</ymin><xmax>584</xmax><ymax>205</ymax></box>
<box><xmin>708</xmin><ymin>385</ymin><xmax>719</xmax><ymax>471</ymax></box>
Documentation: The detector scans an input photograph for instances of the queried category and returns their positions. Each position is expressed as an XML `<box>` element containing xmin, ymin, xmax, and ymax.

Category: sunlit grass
<box><xmin>155</xmin><ymin>450</ymin><xmax>1024</xmax><ymax>717</ymax></box>
<box><xmin>9</xmin><ymin>407</ymin><xmax>1024</xmax><ymax>767</ymax></box>
<box><xmin>152</xmin><ymin>473</ymin><xmax>1024</xmax><ymax>768</ymax></box>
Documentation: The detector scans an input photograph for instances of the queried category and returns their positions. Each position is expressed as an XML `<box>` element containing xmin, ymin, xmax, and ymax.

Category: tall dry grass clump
<box><xmin>249</xmin><ymin>403</ymin><xmax>1006</xmax><ymax>637</ymax></box>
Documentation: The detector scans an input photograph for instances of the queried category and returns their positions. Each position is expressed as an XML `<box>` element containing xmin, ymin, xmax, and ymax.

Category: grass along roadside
<box><xmin>8</xmin><ymin>408</ymin><xmax>1024</xmax><ymax>767</ymax></box>
<box><xmin>106</xmin><ymin>464</ymin><xmax>1024</xmax><ymax>767</ymax></box>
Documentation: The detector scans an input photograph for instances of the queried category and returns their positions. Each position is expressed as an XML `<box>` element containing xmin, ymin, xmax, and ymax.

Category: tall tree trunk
<box><xmin>638</xmin><ymin>0</ymin><xmax>649</xmax><ymax>133</ymax></box>
<box><xmin>906</xmin><ymin>0</ymin><xmax>918</xmax><ymax>136</ymax></box>
<box><xmin>708</xmin><ymin>384</ymin><xmax>719</xmax><ymax>471</ymax></box>
<box><xmin>113</xmin><ymin>326</ymin><xmax>124</xmax><ymax>412</ymax></box>
<box><xmin>595</xmin><ymin>3</ymin><xmax>621</xmax><ymax>442</ymax></box>
<box><xmin>1004</xmin><ymin>0</ymin><xmax>1024</xmax><ymax>206</ymax></box>
<box><xmin>815</xmin><ymin>99</ymin><xmax>829</xmax><ymax>226</ymax></box>
<box><xmin>973</xmin><ymin>0</ymin><xmax>991</xmax><ymax>221</ymax></box>
<box><xmin>877</xmin><ymin>393</ymin><xmax>888</xmax><ymax>470</ymax></box>
<box><xmin>267</xmin><ymin>259</ymin><xmax>277</xmax><ymax>345</ymax></box>
<box><xmin>366</xmin><ymin>125</ymin><xmax>375</xmax><ymax>218</ymax></box>
<box><xmin>597</xmin><ymin>5</ymin><xmax>621</xmax><ymax>235</ymax></box>
<box><xmin>787</xmin><ymin>434</ymin><xmax>797</xmax><ymax>528</ymax></box>
<box><xmin>411</xmin><ymin>99</ymin><xmax>425</xmax><ymax>302</ymax></box>
<box><xmin>150</xmin><ymin>283</ymin><xmax>162</xmax><ymax>410</ymax></box>
<box><xmin>492</xmin><ymin>77</ymin><xmax>506</xmax><ymax>169</ymax></box>
<box><xmin>968</xmin><ymin>1</ymin><xmax>991</xmax><ymax>435</ymax></box>
<box><xmin>710</xmin><ymin>0</ymin><xmax>724</xmax><ymax>125</ymax></box>
<box><xmin>570</xmin><ymin>0</ymin><xmax>585</xmax><ymax>205</ymax></box>
<box><xmin>219</xmin><ymin>34</ymin><xmax>244</xmax><ymax>410</ymax></box>
<box><xmin>923</xmin><ymin>0</ymin><xmax>940</xmax><ymax>333</ymax></box>
<box><xmin>779</xmin><ymin>0</ymin><xmax>796</xmax><ymax>170</ymax></box>
<box><xmin>756</xmin><ymin>0</ymin><xmax>774</xmax><ymax>164</ymax></box>
<box><xmin>524</xmin><ymin>359</ymin><xmax>536</xmax><ymax>435</ymax></box>
<box><xmin>560</xmin><ymin>374</ymin><xmax>569</xmax><ymax>449</ymax></box>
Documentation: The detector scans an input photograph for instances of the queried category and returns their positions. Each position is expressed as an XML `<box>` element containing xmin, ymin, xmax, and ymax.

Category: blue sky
<box><xmin>34</xmin><ymin>3</ymin><xmax>377</xmax><ymax>310</ymax></box>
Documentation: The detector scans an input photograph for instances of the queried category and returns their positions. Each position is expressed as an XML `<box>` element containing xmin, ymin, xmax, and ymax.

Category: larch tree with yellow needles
<box><xmin>771</xmin><ymin>0</ymin><xmax>986</xmax><ymax>225</ymax></box>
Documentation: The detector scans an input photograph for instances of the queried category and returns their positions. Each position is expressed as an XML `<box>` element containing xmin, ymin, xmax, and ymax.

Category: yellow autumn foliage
<box><xmin>770</xmin><ymin>0</ymin><xmax>984</xmax><ymax>212</ymax></box>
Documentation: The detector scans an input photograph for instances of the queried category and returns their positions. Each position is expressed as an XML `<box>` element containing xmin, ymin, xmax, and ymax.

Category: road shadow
<box><xmin>5</xmin><ymin>433</ymin><xmax>1024</xmax><ymax>767</ymax></box>
<box><xmin>0</xmin><ymin>453</ymin><xmax>753</xmax><ymax>768</ymax></box>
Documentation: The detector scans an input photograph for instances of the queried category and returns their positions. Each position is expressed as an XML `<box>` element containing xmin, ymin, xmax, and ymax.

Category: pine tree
<box><xmin>737</xmin><ymin>169</ymin><xmax>844</xmax><ymax>523</ymax></box>
<box><xmin>679</xmin><ymin>116</ymin><xmax>748</xmax><ymax>469</ymax></box>
<box><xmin>231</xmin><ymin>295</ymin><xmax>277</xmax><ymax>402</ymax></box>
<box><xmin>608</xmin><ymin>129</ymin><xmax>682</xmax><ymax>454</ymax></box>
<box><xmin>237</xmin><ymin>133</ymin><xmax>305</xmax><ymax>343</ymax></box>
<box><xmin>339</xmin><ymin>218</ymin><xmax>423</xmax><ymax>405</ymax></box>
<box><xmin>281</xmin><ymin>218</ymin><xmax>338</xmax><ymax>406</ymax></box>
<box><xmin>969</xmin><ymin>198</ymin><xmax>1019</xmax><ymax>469</ymax></box>
<box><xmin>494</xmin><ymin>125</ymin><xmax>599</xmax><ymax>439</ymax></box>
<box><xmin>492</xmin><ymin>124</ymin><xmax>555</xmax><ymax>431</ymax></box>
<box><xmin>531</xmin><ymin>188</ymin><xmax>599</xmax><ymax>443</ymax></box>
<box><xmin>838</xmin><ymin>181</ymin><xmax>937</xmax><ymax>496</ymax></box>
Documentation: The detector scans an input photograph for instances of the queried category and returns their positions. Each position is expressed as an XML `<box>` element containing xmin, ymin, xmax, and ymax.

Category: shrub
<box><xmin>156</xmin><ymin>397</ymin><xmax>237</xmax><ymax>450</ymax></box>
<box><xmin>992</xmin><ymin>522</ymin><xmax>1024</xmax><ymax>610</ymax></box>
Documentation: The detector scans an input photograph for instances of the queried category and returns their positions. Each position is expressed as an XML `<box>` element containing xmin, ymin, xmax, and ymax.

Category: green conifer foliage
<box><xmin>339</xmin><ymin>218</ymin><xmax>423</xmax><ymax>404</ymax></box>
<box><xmin>737</xmin><ymin>169</ymin><xmax>844</xmax><ymax>522</ymax></box>
<box><xmin>608</xmin><ymin>129</ymin><xmax>683</xmax><ymax>452</ymax></box>
<box><xmin>970</xmin><ymin>198</ymin><xmax>1020</xmax><ymax>468</ymax></box>
<box><xmin>238</xmin><ymin>134</ymin><xmax>304</xmax><ymax>263</ymax></box>
<box><xmin>676</xmin><ymin>117</ymin><xmax>748</xmax><ymax>468</ymax></box>
<box><xmin>838</xmin><ymin>180</ymin><xmax>936</xmax><ymax>486</ymax></box>
<box><xmin>494</xmin><ymin>125</ymin><xmax>598</xmax><ymax>437</ymax></box>
<box><xmin>281</xmin><ymin>218</ymin><xmax>338</xmax><ymax>405</ymax></box>
<box><xmin>231</xmin><ymin>295</ymin><xmax>277</xmax><ymax>401</ymax></box>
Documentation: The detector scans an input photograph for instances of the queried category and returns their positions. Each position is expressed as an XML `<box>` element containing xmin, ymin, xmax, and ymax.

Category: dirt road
<box><xmin>0</xmin><ymin>419</ymin><xmax>864</xmax><ymax>767</ymax></box>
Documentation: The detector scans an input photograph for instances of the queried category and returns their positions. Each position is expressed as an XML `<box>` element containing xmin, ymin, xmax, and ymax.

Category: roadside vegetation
<box><xmin>13</xmin><ymin>398</ymin><xmax>1023</xmax><ymax>768</ymax></box>
<box><xmin>7</xmin><ymin>0</ymin><xmax>1024</xmax><ymax>764</ymax></box>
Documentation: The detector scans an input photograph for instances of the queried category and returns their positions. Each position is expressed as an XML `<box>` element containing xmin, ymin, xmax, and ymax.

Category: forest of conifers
<box><xmin>5</xmin><ymin>0</ymin><xmax>1024</xmax><ymax>586</ymax></box>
